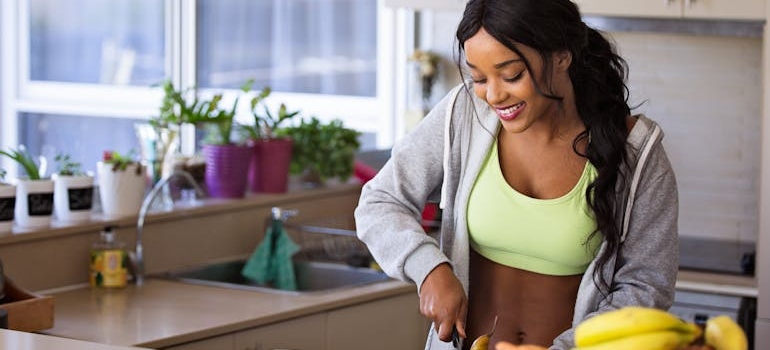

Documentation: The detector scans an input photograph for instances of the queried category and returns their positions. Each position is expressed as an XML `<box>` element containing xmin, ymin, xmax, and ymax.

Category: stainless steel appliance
<box><xmin>672</xmin><ymin>236</ymin><xmax>757</xmax><ymax>349</ymax></box>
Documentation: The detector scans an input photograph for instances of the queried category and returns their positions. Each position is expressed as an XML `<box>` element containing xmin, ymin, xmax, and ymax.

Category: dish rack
<box><xmin>281</xmin><ymin>217</ymin><xmax>373</xmax><ymax>268</ymax></box>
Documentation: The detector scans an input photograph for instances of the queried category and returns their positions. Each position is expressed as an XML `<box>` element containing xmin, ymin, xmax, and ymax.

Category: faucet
<box><xmin>133</xmin><ymin>170</ymin><xmax>206</xmax><ymax>286</ymax></box>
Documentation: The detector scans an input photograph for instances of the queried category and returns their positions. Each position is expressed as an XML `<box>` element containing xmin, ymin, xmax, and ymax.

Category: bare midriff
<box><xmin>464</xmin><ymin>249</ymin><xmax>584</xmax><ymax>349</ymax></box>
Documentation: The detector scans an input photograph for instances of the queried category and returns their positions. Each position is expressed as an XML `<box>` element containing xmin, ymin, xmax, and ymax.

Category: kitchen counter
<box><xmin>0</xmin><ymin>328</ymin><xmax>146</xmax><ymax>350</ymax></box>
<box><xmin>40</xmin><ymin>278</ymin><xmax>414</xmax><ymax>349</ymax></box>
<box><xmin>676</xmin><ymin>270</ymin><xmax>757</xmax><ymax>297</ymax></box>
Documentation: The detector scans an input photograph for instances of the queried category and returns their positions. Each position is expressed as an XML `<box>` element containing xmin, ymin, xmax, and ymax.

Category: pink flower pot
<box><xmin>247</xmin><ymin>138</ymin><xmax>293</xmax><ymax>193</ymax></box>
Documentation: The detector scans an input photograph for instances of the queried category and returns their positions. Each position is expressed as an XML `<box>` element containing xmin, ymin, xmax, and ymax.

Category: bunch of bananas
<box><xmin>571</xmin><ymin>306</ymin><xmax>748</xmax><ymax>350</ymax></box>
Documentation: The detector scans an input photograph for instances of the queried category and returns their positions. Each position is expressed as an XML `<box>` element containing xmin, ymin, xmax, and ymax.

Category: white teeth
<box><xmin>500</xmin><ymin>102</ymin><xmax>523</xmax><ymax>115</ymax></box>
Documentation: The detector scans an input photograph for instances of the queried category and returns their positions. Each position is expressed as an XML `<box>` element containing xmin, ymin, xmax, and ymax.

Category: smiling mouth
<box><xmin>496</xmin><ymin>101</ymin><xmax>525</xmax><ymax>120</ymax></box>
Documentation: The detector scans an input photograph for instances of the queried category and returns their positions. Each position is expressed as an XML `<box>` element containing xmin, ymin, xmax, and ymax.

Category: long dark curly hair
<box><xmin>456</xmin><ymin>0</ymin><xmax>631</xmax><ymax>295</ymax></box>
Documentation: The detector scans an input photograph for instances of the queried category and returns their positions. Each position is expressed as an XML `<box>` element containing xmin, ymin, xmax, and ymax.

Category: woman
<box><xmin>354</xmin><ymin>0</ymin><xmax>679</xmax><ymax>349</ymax></box>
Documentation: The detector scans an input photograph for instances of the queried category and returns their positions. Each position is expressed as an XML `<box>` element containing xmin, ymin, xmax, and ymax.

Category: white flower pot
<box><xmin>14</xmin><ymin>179</ymin><xmax>55</xmax><ymax>229</ymax></box>
<box><xmin>97</xmin><ymin>161</ymin><xmax>146</xmax><ymax>219</ymax></box>
<box><xmin>53</xmin><ymin>174</ymin><xmax>95</xmax><ymax>223</ymax></box>
<box><xmin>0</xmin><ymin>183</ymin><xmax>16</xmax><ymax>233</ymax></box>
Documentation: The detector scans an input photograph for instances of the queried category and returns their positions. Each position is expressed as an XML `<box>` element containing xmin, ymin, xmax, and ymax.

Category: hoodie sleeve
<box><xmin>354</xmin><ymin>87</ymin><xmax>463</xmax><ymax>291</ymax></box>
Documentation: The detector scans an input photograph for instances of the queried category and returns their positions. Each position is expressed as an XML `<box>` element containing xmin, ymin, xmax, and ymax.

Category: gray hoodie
<box><xmin>354</xmin><ymin>84</ymin><xmax>679</xmax><ymax>350</ymax></box>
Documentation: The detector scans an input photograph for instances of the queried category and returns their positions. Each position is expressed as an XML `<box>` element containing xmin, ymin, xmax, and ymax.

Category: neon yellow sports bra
<box><xmin>467</xmin><ymin>140</ymin><xmax>601</xmax><ymax>276</ymax></box>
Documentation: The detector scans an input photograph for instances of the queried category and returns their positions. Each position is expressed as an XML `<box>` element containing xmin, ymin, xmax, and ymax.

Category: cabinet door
<box><xmin>326</xmin><ymin>293</ymin><xmax>430</xmax><ymax>350</ymax></box>
<box><xmin>573</xmin><ymin>0</ymin><xmax>681</xmax><ymax>18</ymax></box>
<box><xmin>234</xmin><ymin>313</ymin><xmax>326</xmax><ymax>350</ymax></box>
<box><xmin>683</xmin><ymin>0</ymin><xmax>766</xmax><ymax>20</ymax></box>
<box><xmin>164</xmin><ymin>334</ymin><xmax>234</xmax><ymax>350</ymax></box>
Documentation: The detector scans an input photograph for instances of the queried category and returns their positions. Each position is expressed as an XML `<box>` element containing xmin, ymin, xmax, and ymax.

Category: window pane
<box><xmin>197</xmin><ymin>0</ymin><xmax>377</xmax><ymax>96</ymax></box>
<box><xmin>19</xmin><ymin>113</ymin><xmax>142</xmax><ymax>176</ymax></box>
<box><xmin>29</xmin><ymin>0</ymin><xmax>165</xmax><ymax>86</ymax></box>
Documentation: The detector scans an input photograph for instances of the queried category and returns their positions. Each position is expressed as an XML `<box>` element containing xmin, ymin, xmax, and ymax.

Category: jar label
<box><xmin>90</xmin><ymin>249</ymin><xmax>128</xmax><ymax>288</ymax></box>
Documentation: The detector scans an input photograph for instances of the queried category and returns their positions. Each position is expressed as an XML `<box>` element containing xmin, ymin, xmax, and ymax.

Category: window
<box><xmin>1</xmin><ymin>0</ymin><xmax>398</xmax><ymax>178</ymax></box>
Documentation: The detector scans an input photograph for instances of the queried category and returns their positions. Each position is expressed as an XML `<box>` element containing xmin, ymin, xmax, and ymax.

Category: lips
<box><xmin>495</xmin><ymin>101</ymin><xmax>525</xmax><ymax>121</ymax></box>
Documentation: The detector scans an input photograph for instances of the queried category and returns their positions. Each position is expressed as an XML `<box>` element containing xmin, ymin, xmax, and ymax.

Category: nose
<box><xmin>485</xmin><ymin>80</ymin><xmax>507</xmax><ymax>105</ymax></box>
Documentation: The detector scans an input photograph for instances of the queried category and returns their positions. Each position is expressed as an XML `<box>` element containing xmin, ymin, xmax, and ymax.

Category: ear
<box><xmin>553</xmin><ymin>50</ymin><xmax>572</xmax><ymax>71</ymax></box>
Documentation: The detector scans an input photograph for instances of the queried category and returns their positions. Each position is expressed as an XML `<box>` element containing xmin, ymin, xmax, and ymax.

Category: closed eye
<box><xmin>503</xmin><ymin>71</ymin><xmax>525</xmax><ymax>83</ymax></box>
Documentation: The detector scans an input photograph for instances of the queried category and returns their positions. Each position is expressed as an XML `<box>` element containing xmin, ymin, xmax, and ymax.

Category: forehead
<box><xmin>463</xmin><ymin>28</ymin><xmax>538</xmax><ymax>67</ymax></box>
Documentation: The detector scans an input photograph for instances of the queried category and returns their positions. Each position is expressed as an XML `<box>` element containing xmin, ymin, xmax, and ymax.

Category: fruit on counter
<box><xmin>572</xmin><ymin>330</ymin><xmax>696</xmax><ymax>350</ymax></box>
<box><xmin>572</xmin><ymin>306</ymin><xmax>700</xmax><ymax>350</ymax></box>
<box><xmin>704</xmin><ymin>315</ymin><xmax>748</xmax><ymax>350</ymax></box>
<box><xmin>470</xmin><ymin>315</ymin><xmax>499</xmax><ymax>350</ymax></box>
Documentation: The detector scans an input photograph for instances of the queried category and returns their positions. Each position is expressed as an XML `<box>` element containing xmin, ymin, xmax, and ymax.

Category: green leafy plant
<box><xmin>55</xmin><ymin>153</ymin><xmax>85</xmax><ymax>176</ymax></box>
<box><xmin>156</xmin><ymin>79</ymin><xmax>220</xmax><ymax>129</ymax></box>
<box><xmin>275</xmin><ymin>117</ymin><xmax>361</xmax><ymax>181</ymax></box>
<box><xmin>0</xmin><ymin>147</ymin><xmax>44</xmax><ymax>180</ymax></box>
<box><xmin>238</xmin><ymin>87</ymin><xmax>300</xmax><ymax>140</ymax></box>
<box><xmin>102</xmin><ymin>150</ymin><xmax>143</xmax><ymax>174</ymax></box>
<box><xmin>171</xmin><ymin>79</ymin><xmax>254</xmax><ymax>145</ymax></box>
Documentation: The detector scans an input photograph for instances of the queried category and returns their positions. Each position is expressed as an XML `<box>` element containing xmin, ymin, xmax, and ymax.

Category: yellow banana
<box><xmin>705</xmin><ymin>315</ymin><xmax>748</xmax><ymax>350</ymax></box>
<box><xmin>574</xmin><ymin>306</ymin><xmax>698</xmax><ymax>347</ymax></box>
<box><xmin>571</xmin><ymin>330</ymin><xmax>690</xmax><ymax>350</ymax></box>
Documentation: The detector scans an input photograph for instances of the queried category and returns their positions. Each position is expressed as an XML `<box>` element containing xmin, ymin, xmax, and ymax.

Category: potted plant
<box><xmin>153</xmin><ymin>79</ymin><xmax>207</xmax><ymax>197</ymax></box>
<box><xmin>239</xmin><ymin>87</ymin><xmax>300</xmax><ymax>193</ymax></box>
<box><xmin>0</xmin><ymin>169</ymin><xmax>15</xmax><ymax>232</ymax></box>
<box><xmin>52</xmin><ymin>153</ymin><xmax>95</xmax><ymax>223</ymax></box>
<box><xmin>0</xmin><ymin>147</ymin><xmax>54</xmax><ymax>229</ymax></box>
<box><xmin>275</xmin><ymin>117</ymin><xmax>361</xmax><ymax>188</ymax></box>
<box><xmin>184</xmin><ymin>80</ymin><xmax>254</xmax><ymax>198</ymax></box>
<box><xmin>96</xmin><ymin>150</ymin><xmax>146</xmax><ymax>219</ymax></box>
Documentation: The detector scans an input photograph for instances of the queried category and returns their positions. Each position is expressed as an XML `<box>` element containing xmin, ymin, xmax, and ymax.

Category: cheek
<box><xmin>472</xmin><ymin>84</ymin><xmax>487</xmax><ymax>102</ymax></box>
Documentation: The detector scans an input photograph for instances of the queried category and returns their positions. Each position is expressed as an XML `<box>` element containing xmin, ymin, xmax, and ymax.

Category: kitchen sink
<box><xmin>156</xmin><ymin>258</ymin><xmax>391</xmax><ymax>294</ymax></box>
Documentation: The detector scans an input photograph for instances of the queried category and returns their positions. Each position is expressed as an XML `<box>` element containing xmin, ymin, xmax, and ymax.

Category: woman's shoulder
<box><xmin>626</xmin><ymin>114</ymin><xmax>665</xmax><ymax>149</ymax></box>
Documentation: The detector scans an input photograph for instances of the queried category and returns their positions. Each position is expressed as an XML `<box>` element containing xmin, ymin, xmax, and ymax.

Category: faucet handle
<box><xmin>271</xmin><ymin>207</ymin><xmax>298</xmax><ymax>222</ymax></box>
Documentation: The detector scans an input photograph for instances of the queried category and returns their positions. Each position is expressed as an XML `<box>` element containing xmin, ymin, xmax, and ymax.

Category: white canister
<box><xmin>14</xmin><ymin>179</ymin><xmax>55</xmax><ymax>229</ymax></box>
<box><xmin>0</xmin><ymin>183</ymin><xmax>16</xmax><ymax>233</ymax></box>
<box><xmin>53</xmin><ymin>174</ymin><xmax>95</xmax><ymax>223</ymax></box>
<box><xmin>96</xmin><ymin>161</ymin><xmax>146</xmax><ymax>219</ymax></box>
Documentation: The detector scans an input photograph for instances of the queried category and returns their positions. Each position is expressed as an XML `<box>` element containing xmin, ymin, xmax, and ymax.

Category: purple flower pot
<box><xmin>247</xmin><ymin>138</ymin><xmax>293</xmax><ymax>193</ymax></box>
<box><xmin>203</xmin><ymin>144</ymin><xmax>252</xmax><ymax>198</ymax></box>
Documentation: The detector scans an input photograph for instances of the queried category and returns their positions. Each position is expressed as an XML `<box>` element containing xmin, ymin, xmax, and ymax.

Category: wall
<box><xmin>422</xmin><ymin>12</ymin><xmax>763</xmax><ymax>243</ymax></box>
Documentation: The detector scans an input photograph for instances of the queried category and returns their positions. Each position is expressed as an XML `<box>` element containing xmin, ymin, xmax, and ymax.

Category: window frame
<box><xmin>0</xmin><ymin>0</ymin><xmax>407</xmax><ymax>177</ymax></box>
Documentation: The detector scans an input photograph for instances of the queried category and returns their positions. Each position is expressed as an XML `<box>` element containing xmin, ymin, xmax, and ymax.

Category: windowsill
<box><xmin>0</xmin><ymin>182</ymin><xmax>363</xmax><ymax>247</ymax></box>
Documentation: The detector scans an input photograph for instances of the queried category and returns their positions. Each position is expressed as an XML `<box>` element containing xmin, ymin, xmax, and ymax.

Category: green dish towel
<box><xmin>241</xmin><ymin>220</ymin><xmax>300</xmax><ymax>290</ymax></box>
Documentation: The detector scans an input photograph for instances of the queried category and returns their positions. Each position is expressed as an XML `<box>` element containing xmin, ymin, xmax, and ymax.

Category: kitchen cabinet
<box><xmin>161</xmin><ymin>293</ymin><xmax>426</xmax><ymax>350</ymax></box>
<box><xmin>234</xmin><ymin>313</ymin><xmax>326</xmax><ymax>350</ymax></box>
<box><xmin>326</xmin><ymin>293</ymin><xmax>429</xmax><ymax>350</ymax></box>
<box><xmin>386</xmin><ymin>0</ymin><xmax>766</xmax><ymax>21</ymax></box>
<box><xmin>165</xmin><ymin>334</ymin><xmax>234</xmax><ymax>350</ymax></box>
<box><xmin>573</xmin><ymin>0</ymin><xmax>766</xmax><ymax>20</ymax></box>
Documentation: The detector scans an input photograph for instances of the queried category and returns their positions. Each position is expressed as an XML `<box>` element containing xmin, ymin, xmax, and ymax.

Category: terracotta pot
<box><xmin>247</xmin><ymin>138</ymin><xmax>293</xmax><ymax>193</ymax></box>
<box><xmin>203</xmin><ymin>144</ymin><xmax>252</xmax><ymax>198</ymax></box>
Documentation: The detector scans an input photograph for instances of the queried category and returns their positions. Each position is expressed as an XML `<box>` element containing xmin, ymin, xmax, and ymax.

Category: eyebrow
<box><xmin>466</xmin><ymin>58</ymin><xmax>524</xmax><ymax>70</ymax></box>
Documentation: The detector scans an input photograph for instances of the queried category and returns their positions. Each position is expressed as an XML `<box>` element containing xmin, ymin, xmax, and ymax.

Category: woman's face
<box><xmin>464</xmin><ymin>28</ymin><xmax>571</xmax><ymax>134</ymax></box>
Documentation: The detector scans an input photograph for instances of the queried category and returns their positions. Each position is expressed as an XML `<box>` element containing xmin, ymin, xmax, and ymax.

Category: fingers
<box><xmin>436</xmin><ymin>320</ymin><xmax>455</xmax><ymax>342</ymax></box>
<box><xmin>495</xmin><ymin>341</ymin><xmax>518</xmax><ymax>350</ymax></box>
<box><xmin>418</xmin><ymin>263</ymin><xmax>468</xmax><ymax>343</ymax></box>
<box><xmin>495</xmin><ymin>343</ymin><xmax>548</xmax><ymax>350</ymax></box>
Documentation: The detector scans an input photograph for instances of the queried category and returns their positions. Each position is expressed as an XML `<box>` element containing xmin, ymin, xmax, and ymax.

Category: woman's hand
<box><xmin>419</xmin><ymin>263</ymin><xmax>468</xmax><ymax>343</ymax></box>
<box><xmin>495</xmin><ymin>342</ymin><xmax>547</xmax><ymax>350</ymax></box>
